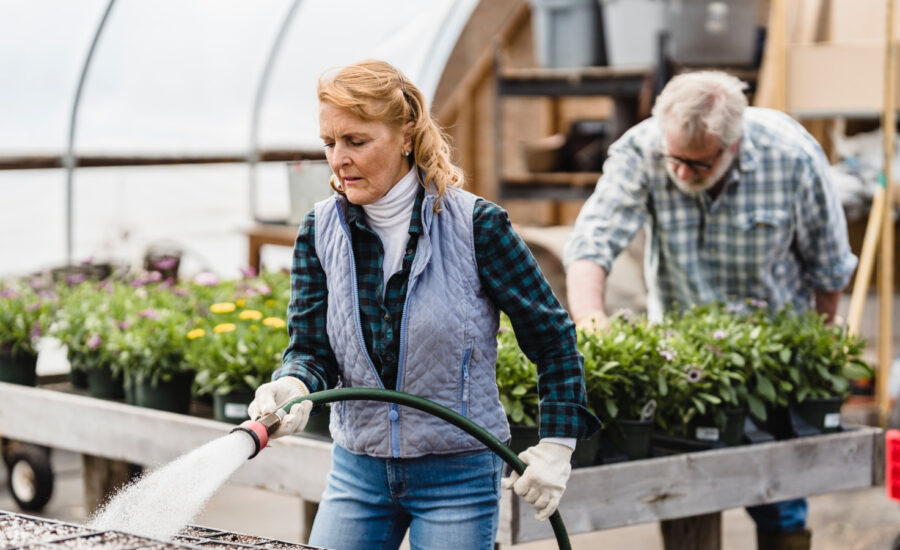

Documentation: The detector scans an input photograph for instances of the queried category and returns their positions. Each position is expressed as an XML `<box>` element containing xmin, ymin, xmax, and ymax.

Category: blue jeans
<box><xmin>308</xmin><ymin>445</ymin><xmax>503</xmax><ymax>550</ymax></box>
<box><xmin>746</xmin><ymin>498</ymin><xmax>808</xmax><ymax>532</ymax></box>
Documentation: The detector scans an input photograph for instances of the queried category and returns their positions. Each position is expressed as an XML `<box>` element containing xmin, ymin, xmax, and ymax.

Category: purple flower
<box><xmin>25</xmin><ymin>302</ymin><xmax>41</xmax><ymax>312</ymax></box>
<box><xmin>172</xmin><ymin>287</ymin><xmax>189</xmax><ymax>297</ymax></box>
<box><xmin>748</xmin><ymin>298</ymin><xmax>767</xmax><ymax>309</ymax></box>
<box><xmin>686</xmin><ymin>367</ymin><xmax>703</xmax><ymax>383</ymax></box>
<box><xmin>154</xmin><ymin>257</ymin><xmax>178</xmax><ymax>270</ymax></box>
<box><xmin>66</xmin><ymin>273</ymin><xmax>87</xmax><ymax>285</ymax></box>
<box><xmin>240</xmin><ymin>267</ymin><xmax>257</xmax><ymax>278</ymax></box>
<box><xmin>613</xmin><ymin>308</ymin><xmax>633</xmax><ymax>321</ymax></box>
<box><xmin>87</xmin><ymin>333</ymin><xmax>101</xmax><ymax>349</ymax></box>
<box><xmin>30</xmin><ymin>322</ymin><xmax>42</xmax><ymax>339</ymax></box>
<box><xmin>116</xmin><ymin>321</ymin><xmax>132</xmax><ymax>330</ymax></box>
<box><xmin>130</xmin><ymin>278</ymin><xmax>147</xmax><ymax>287</ymax></box>
<box><xmin>80</xmin><ymin>256</ymin><xmax>94</xmax><ymax>266</ymax></box>
<box><xmin>138</xmin><ymin>308</ymin><xmax>160</xmax><ymax>320</ymax></box>
<box><xmin>712</xmin><ymin>329</ymin><xmax>728</xmax><ymax>340</ymax></box>
<box><xmin>0</xmin><ymin>289</ymin><xmax>17</xmax><ymax>299</ymax></box>
<box><xmin>705</xmin><ymin>343</ymin><xmax>723</xmax><ymax>357</ymax></box>
<box><xmin>147</xmin><ymin>271</ymin><xmax>163</xmax><ymax>283</ymax></box>
<box><xmin>724</xmin><ymin>302</ymin><xmax>745</xmax><ymax>314</ymax></box>
<box><xmin>194</xmin><ymin>272</ymin><xmax>219</xmax><ymax>287</ymax></box>
<box><xmin>658</xmin><ymin>347</ymin><xmax>676</xmax><ymax>362</ymax></box>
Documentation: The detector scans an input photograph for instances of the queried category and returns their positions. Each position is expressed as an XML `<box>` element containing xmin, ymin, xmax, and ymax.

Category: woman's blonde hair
<box><xmin>317</xmin><ymin>59</ymin><xmax>464</xmax><ymax>210</ymax></box>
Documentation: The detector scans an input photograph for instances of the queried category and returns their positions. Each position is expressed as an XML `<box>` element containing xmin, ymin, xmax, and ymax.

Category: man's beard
<box><xmin>666</xmin><ymin>147</ymin><xmax>737</xmax><ymax>196</ymax></box>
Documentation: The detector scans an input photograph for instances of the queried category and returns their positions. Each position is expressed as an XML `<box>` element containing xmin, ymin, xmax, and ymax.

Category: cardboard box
<box><xmin>788</xmin><ymin>41</ymin><xmax>900</xmax><ymax>115</ymax></box>
<box><xmin>830</xmin><ymin>0</ymin><xmax>900</xmax><ymax>43</ymax></box>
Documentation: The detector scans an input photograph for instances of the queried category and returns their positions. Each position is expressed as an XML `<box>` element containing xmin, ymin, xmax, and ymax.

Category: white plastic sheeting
<box><xmin>0</xmin><ymin>0</ymin><xmax>477</xmax><ymax>276</ymax></box>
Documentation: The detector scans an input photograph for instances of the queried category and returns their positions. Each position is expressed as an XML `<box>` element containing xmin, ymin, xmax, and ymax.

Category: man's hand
<box><xmin>575</xmin><ymin>308</ymin><xmax>609</xmax><ymax>333</ymax></box>
<box><xmin>501</xmin><ymin>442</ymin><xmax>573</xmax><ymax>521</ymax></box>
<box><xmin>247</xmin><ymin>377</ymin><xmax>312</xmax><ymax>438</ymax></box>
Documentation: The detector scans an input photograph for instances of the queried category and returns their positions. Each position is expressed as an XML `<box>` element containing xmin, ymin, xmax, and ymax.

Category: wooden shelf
<box><xmin>499</xmin><ymin>172</ymin><xmax>600</xmax><ymax>200</ymax></box>
<box><xmin>498</xmin><ymin>66</ymin><xmax>650</xmax><ymax>97</ymax></box>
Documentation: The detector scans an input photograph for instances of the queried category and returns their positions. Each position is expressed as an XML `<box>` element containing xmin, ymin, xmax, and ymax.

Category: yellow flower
<box><xmin>214</xmin><ymin>323</ymin><xmax>236</xmax><ymax>333</ymax></box>
<box><xmin>265</xmin><ymin>299</ymin><xmax>276</xmax><ymax>307</ymax></box>
<box><xmin>236</xmin><ymin>299</ymin><xmax>246</xmax><ymax>307</ymax></box>
<box><xmin>210</xmin><ymin>302</ymin><xmax>236</xmax><ymax>314</ymax></box>
<box><xmin>239</xmin><ymin>309</ymin><xmax>263</xmax><ymax>321</ymax></box>
<box><xmin>263</xmin><ymin>317</ymin><xmax>286</xmax><ymax>329</ymax></box>
<box><xmin>187</xmin><ymin>328</ymin><xmax>206</xmax><ymax>340</ymax></box>
<box><xmin>250</xmin><ymin>325</ymin><xmax>258</xmax><ymax>332</ymax></box>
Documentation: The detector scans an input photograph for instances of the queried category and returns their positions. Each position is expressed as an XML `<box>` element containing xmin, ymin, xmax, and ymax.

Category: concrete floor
<box><xmin>2</xmin><ymin>447</ymin><xmax>900</xmax><ymax>550</ymax></box>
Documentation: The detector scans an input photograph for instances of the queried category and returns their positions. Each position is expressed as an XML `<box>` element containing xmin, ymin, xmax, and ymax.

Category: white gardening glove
<box><xmin>247</xmin><ymin>376</ymin><xmax>312</xmax><ymax>439</ymax></box>
<box><xmin>501</xmin><ymin>441</ymin><xmax>573</xmax><ymax>521</ymax></box>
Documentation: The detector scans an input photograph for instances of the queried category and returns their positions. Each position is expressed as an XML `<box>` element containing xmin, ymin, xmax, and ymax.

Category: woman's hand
<box><xmin>501</xmin><ymin>441</ymin><xmax>573</xmax><ymax>521</ymax></box>
<box><xmin>247</xmin><ymin>377</ymin><xmax>312</xmax><ymax>438</ymax></box>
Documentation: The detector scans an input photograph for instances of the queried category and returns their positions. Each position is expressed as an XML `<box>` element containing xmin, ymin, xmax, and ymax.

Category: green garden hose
<box><xmin>282</xmin><ymin>387</ymin><xmax>572</xmax><ymax>550</ymax></box>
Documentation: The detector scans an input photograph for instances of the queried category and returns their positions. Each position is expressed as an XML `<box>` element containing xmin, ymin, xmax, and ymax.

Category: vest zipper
<box><xmin>460</xmin><ymin>348</ymin><xmax>471</xmax><ymax>417</ymax></box>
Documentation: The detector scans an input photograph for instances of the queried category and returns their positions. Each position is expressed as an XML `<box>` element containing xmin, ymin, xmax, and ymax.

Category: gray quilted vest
<box><xmin>314</xmin><ymin>185</ymin><xmax>510</xmax><ymax>458</ymax></box>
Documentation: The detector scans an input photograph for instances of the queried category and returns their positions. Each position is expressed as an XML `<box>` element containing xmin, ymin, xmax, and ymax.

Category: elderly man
<box><xmin>564</xmin><ymin>71</ymin><xmax>857</xmax><ymax>550</ymax></box>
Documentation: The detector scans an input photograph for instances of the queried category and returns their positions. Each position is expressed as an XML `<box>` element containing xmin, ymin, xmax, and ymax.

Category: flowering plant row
<box><xmin>496</xmin><ymin>302</ymin><xmax>872</xmax><ymax>438</ymax></box>
<box><xmin>0</xmin><ymin>268</ymin><xmax>291</xmax><ymax>395</ymax></box>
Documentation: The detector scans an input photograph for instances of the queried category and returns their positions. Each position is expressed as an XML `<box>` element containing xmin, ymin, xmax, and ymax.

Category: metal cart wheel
<box><xmin>3</xmin><ymin>439</ymin><xmax>54</xmax><ymax>511</ymax></box>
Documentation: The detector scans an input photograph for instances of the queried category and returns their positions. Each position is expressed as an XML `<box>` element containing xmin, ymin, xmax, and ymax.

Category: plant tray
<box><xmin>0</xmin><ymin>511</ymin><xmax>328</xmax><ymax>550</ymax></box>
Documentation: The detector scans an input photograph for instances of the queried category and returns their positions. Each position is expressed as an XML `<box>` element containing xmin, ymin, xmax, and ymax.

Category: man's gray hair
<box><xmin>651</xmin><ymin>71</ymin><xmax>748</xmax><ymax>146</ymax></box>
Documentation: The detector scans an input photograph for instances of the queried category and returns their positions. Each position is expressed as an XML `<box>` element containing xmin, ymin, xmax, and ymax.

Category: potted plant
<box><xmin>106</xmin><ymin>281</ymin><xmax>194</xmax><ymax>414</ymax></box>
<box><xmin>495</xmin><ymin>314</ymin><xmax>541</xmax><ymax>455</ymax></box>
<box><xmin>0</xmin><ymin>277</ymin><xmax>53</xmax><ymax>386</ymax></box>
<box><xmin>189</xmin><ymin>302</ymin><xmax>288</xmax><ymax>424</ymax></box>
<box><xmin>775</xmin><ymin>308</ymin><xmax>872</xmax><ymax>434</ymax></box>
<box><xmin>579</xmin><ymin>312</ymin><xmax>657</xmax><ymax>462</ymax></box>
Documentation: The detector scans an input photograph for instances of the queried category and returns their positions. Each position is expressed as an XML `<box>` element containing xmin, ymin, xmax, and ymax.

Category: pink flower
<box><xmin>193</xmin><ymin>272</ymin><xmax>219</xmax><ymax>287</ymax></box>
<box><xmin>154</xmin><ymin>257</ymin><xmax>178</xmax><ymax>270</ymax></box>
<box><xmin>0</xmin><ymin>289</ymin><xmax>17</xmax><ymax>299</ymax></box>
<box><xmin>116</xmin><ymin>321</ymin><xmax>132</xmax><ymax>330</ymax></box>
<box><xmin>147</xmin><ymin>271</ymin><xmax>163</xmax><ymax>283</ymax></box>
<box><xmin>66</xmin><ymin>273</ymin><xmax>87</xmax><ymax>285</ymax></box>
<box><xmin>30</xmin><ymin>322</ymin><xmax>42</xmax><ymax>339</ymax></box>
<box><xmin>87</xmin><ymin>333</ymin><xmax>101</xmax><ymax>349</ymax></box>
<box><xmin>138</xmin><ymin>308</ymin><xmax>160</xmax><ymax>320</ymax></box>
<box><xmin>712</xmin><ymin>329</ymin><xmax>728</xmax><ymax>340</ymax></box>
<box><xmin>240</xmin><ymin>267</ymin><xmax>257</xmax><ymax>278</ymax></box>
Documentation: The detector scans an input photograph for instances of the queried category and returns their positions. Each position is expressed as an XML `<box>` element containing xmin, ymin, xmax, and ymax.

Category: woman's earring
<box><xmin>403</xmin><ymin>150</ymin><xmax>410</xmax><ymax>157</ymax></box>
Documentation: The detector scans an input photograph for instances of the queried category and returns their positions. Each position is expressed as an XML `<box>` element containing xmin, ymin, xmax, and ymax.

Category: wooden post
<box><xmin>82</xmin><ymin>454</ymin><xmax>140</xmax><ymax>514</ymax></box>
<box><xmin>660</xmin><ymin>512</ymin><xmax>722</xmax><ymax>550</ymax></box>
<box><xmin>879</xmin><ymin>0</ymin><xmax>897</xmax><ymax>426</ymax></box>
<box><xmin>848</xmin><ymin>187</ymin><xmax>885</xmax><ymax>334</ymax></box>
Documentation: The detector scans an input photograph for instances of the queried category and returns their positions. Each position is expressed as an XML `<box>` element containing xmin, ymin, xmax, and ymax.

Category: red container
<box><xmin>886</xmin><ymin>430</ymin><xmax>900</xmax><ymax>501</ymax></box>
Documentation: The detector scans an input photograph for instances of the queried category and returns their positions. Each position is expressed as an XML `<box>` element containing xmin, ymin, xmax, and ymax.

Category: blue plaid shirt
<box><xmin>278</xmin><ymin>186</ymin><xmax>600</xmax><ymax>440</ymax></box>
<box><xmin>564</xmin><ymin>107</ymin><xmax>857</xmax><ymax>317</ymax></box>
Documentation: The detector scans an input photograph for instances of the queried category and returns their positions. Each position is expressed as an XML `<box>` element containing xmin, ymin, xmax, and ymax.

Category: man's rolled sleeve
<box><xmin>794</xmin><ymin>158</ymin><xmax>858</xmax><ymax>291</ymax></box>
<box><xmin>563</xmin><ymin>136</ymin><xmax>651</xmax><ymax>273</ymax></box>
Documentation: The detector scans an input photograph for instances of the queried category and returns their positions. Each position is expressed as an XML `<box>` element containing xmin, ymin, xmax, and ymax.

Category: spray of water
<box><xmin>89</xmin><ymin>432</ymin><xmax>255</xmax><ymax>540</ymax></box>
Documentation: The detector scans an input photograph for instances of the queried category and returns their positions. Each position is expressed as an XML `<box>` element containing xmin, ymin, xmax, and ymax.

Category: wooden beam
<box><xmin>879</xmin><ymin>0</ymin><xmax>897</xmax><ymax>426</ymax></box>
<box><xmin>848</xmin><ymin>187</ymin><xmax>885</xmax><ymax>335</ymax></box>
<box><xmin>0</xmin><ymin>382</ymin><xmax>333</xmax><ymax>501</ymax></box>
<box><xmin>0</xmin><ymin>150</ymin><xmax>325</xmax><ymax>171</ymax></box>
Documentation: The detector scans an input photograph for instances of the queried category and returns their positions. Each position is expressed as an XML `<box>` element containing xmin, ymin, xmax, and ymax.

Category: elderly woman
<box><xmin>248</xmin><ymin>60</ymin><xmax>599</xmax><ymax>550</ymax></box>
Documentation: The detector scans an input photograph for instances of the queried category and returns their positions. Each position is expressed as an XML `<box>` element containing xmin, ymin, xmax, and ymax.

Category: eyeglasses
<box><xmin>663</xmin><ymin>147</ymin><xmax>724</xmax><ymax>172</ymax></box>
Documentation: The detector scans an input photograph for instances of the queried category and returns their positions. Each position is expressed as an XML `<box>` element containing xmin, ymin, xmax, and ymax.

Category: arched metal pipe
<box><xmin>247</xmin><ymin>0</ymin><xmax>302</xmax><ymax>222</ymax></box>
<box><xmin>64</xmin><ymin>0</ymin><xmax>117</xmax><ymax>265</ymax></box>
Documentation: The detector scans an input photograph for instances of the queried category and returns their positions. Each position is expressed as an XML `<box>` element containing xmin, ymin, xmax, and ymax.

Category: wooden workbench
<box><xmin>246</xmin><ymin>224</ymin><xmax>298</xmax><ymax>274</ymax></box>
<box><xmin>0</xmin><ymin>382</ymin><xmax>884</xmax><ymax>548</ymax></box>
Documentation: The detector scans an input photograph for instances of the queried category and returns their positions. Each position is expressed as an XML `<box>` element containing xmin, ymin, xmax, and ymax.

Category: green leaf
<box><xmin>658</xmin><ymin>373</ymin><xmax>668</xmax><ymax>396</ymax></box>
<box><xmin>747</xmin><ymin>394</ymin><xmax>766</xmax><ymax>421</ymax></box>
<box><xmin>728</xmin><ymin>353</ymin><xmax>745</xmax><ymax>367</ymax></box>
<box><xmin>779</xmin><ymin>348</ymin><xmax>791</xmax><ymax>364</ymax></box>
<box><xmin>756</xmin><ymin>374</ymin><xmax>776</xmax><ymax>403</ymax></box>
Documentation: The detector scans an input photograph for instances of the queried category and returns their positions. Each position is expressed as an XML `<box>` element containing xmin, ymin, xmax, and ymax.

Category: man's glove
<box><xmin>247</xmin><ymin>377</ymin><xmax>312</xmax><ymax>439</ymax></box>
<box><xmin>501</xmin><ymin>441</ymin><xmax>573</xmax><ymax>521</ymax></box>
<box><xmin>575</xmin><ymin>309</ymin><xmax>609</xmax><ymax>334</ymax></box>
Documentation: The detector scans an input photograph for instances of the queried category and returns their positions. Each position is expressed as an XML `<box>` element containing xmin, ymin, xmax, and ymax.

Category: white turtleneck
<box><xmin>363</xmin><ymin>166</ymin><xmax>419</xmax><ymax>296</ymax></box>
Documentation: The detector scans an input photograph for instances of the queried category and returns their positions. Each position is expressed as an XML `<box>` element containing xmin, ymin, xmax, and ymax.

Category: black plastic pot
<box><xmin>613</xmin><ymin>419</ymin><xmax>653</xmax><ymax>460</ymax></box>
<box><xmin>0</xmin><ymin>351</ymin><xmax>37</xmax><ymax>386</ymax></box>
<box><xmin>86</xmin><ymin>366</ymin><xmax>124</xmax><ymax>400</ymax></box>
<box><xmin>508</xmin><ymin>424</ymin><xmax>540</xmax><ymax>455</ymax></box>
<box><xmin>690</xmin><ymin>408</ymin><xmax>747</xmax><ymax>447</ymax></box>
<box><xmin>134</xmin><ymin>370</ymin><xmax>196</xmax><ymax>414</ymax></box>
<box><xmin>792</xmin><ymin>396</ymin><xmax>844</xmax><ymax>433</ymax></box>
<box><xmin>68</xmin><ymin>364</ymin><xmax>88</xmax><ymax>389</ymax></box>
<box><xmin>213</xmin><ymin>388</ymin><xmax>256</xmax><ymax>424</ymax></box>
<box><xmin>572</xmin><ymin>429</ymin><xmax>603</xmax><ymax>467</ymax></box>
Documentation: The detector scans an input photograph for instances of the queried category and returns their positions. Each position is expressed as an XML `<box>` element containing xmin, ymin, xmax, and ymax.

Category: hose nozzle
<box><xmin>230</xmin><ymin>409</ymin><xmax>286</xmax><ymax>459</ymax></box>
